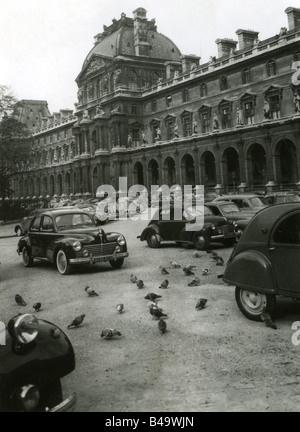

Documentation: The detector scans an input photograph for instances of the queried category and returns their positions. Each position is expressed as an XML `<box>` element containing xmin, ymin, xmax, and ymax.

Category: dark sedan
<box><xmin>138</xmin><ymin>205</ymin><xmax>237</xmax><ymax>250</ymax></box>
<box><xmin>17</xmin><ymin>208</ymin><xmax>128</xmax><ymax>275</ymax></box>
<box><xmin>205</xmin><ymin>201</ymin><xmax>252</xmax><ymax>237</ymax></box>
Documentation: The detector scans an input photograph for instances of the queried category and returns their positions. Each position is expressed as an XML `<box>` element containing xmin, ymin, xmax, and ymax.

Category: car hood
<box><xmin>204</xmin><ymin>215</ymin><xmax>229</xmax><ymax>225</ymax></box>
<box><xmin>56</xmin><ymin>228</ymin><xmax>121</xmax><ymax>243</ymax></box>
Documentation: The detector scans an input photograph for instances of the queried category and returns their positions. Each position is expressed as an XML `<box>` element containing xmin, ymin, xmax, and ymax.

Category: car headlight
<box><xmin>8</xmin><ymin>314</ymin><xmax>39</xmax><ymax>345</ymax></box>
<box><xmin>210</xmin><ymin>224</ymin><xmax>216</xmax><ymax>230</ymax></box>
<box><xmin>73</xmin><ymin>241</ymin><xmax>82</xmax><ymax>252</ymax></box>
<box><xmin>117</xmin><ymin>236</ymin><xmax>126</xmax><ymax>246</ymax></box>
<box><xmin>17</xmin><ymin>384</ymin><xmax>40</xmax><ymax>412</ymax></box>
<box><xmin>83</xmin><ymin>249</ymin><xmax>89</xmax><ymax>258</ymax></box>
<box><xmin>233</xmin><ymin>221</ymin><xmax>238</xmax><ymax>227</ymax></box>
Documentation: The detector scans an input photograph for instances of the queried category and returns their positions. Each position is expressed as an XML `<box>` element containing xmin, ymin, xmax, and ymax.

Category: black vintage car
<box><xmin>138</xmin><ymin>205</ymin><xmax>237</xmax><ymax>250</ymax></box>
<box><xmin>0</xmin><ymin>314</ymin><xmax>76</xmax><ymax>412</ymax></box>
<box><xmin>205</xmin><ymin>201</ymin><xmax>252</xmax><ymax>237</ymax></box>
<box><xmin>17</xmin><ymin>208</ymin><xmax>129</xmax><ymax>275</ymax></box>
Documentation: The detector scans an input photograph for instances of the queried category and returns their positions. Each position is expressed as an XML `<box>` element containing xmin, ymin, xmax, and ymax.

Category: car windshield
<box><xmin>220</xmin><ymin>204</ymin><xmax>240</xmax><ymax>214</ymax></box>
<box><xmin>55</xmin><ymin>213</ymin><xmax>95</xmax><ymax>231</ymax></box>
<box><xmin>249</xmin><ymin>197</ymin><xmax>265</xmax><ymax>208</ymax></box>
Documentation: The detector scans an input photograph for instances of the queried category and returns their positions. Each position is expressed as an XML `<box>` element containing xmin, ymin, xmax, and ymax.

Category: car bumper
<box><xmin>46</xmin><ymin>393</ymin><xmax>77</xmax><ymax>412</ymax></box>
<box><xmin>69</xmin><ymin>252</ymin><xmax>129</xmax><ymax>264</ymax></box>
<box><xmin>211</xmin><ymin>233</ymin><xmax>236</xmax><ymax>240</ymax></box>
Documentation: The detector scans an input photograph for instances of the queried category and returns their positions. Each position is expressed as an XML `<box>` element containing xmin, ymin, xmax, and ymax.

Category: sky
<box><xmin>0</xmin><ymin>0</ymin><xmax>297</xmax><ymax>113</ymax></box>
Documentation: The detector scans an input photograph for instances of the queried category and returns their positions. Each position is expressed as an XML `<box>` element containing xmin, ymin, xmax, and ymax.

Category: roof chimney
<box><xmin>285</xmin><ymin>7</ymin><xmax>300</xmax><ymax>30</ymax></box>
<box><xmin>215</xmin><ymin>39</ymin><xmax>238</xmax><ymax>58</ymax></box>
<box><xmin>236</xmin><ymin>29</ymin><xmax>259</xmax><ymax>50</ymax></box>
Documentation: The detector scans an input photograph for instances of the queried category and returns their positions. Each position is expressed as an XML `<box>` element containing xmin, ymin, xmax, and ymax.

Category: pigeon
<box><xmin>33</xmin><ymin>302</ymin><xmax>42</xmax><ymax>312</ymax></box>
<box><xmin>67</xmin><ymin>314</ymin><xmax>86</xmax><ymax>329</ymax></box>
<box><xmin>101</xmin><ymin>329</ymin><xmax>122</xmax><ymax>339</ymax></box>
<box><xmin>196</xmin><ymin>298</ymin><xmax>207</xmax><ymax>310</ymax></box>
<box><xmin>149</xmin><ymin>304</ymin><xmax>168</xmax><ymax>319</ymax></box>
<box><xmin>193</xmin><ymin>252</ymin><xmax>201</xmax><ymax>258</ymax></box>
<box><xmin>160</xmin><ymin>266</ymin><xmax>169</xmax><ymax>275</ymax></box>
<box><xmin>145</xmin><ymin>293</ymin><xmax>162</xmax><ymax>303</ymax></box>
<box><xmin>159</xmin><ymin>280</ymin><xmax>169</xmax><ymax>289</ymax></box>
<box><xmin>158</xmin><ymin>318</ymin><xmax>167</xmax><ymax>334</ymax></box>
<box><xmin>170</xmin><ymin>261</ymin><xmax>181</xmax><ymax>269</ymax></box>
<box><xmin>116</xmin><ymin>304</ymin><xmax>124</xmax><ymax>313</ymax></box>
<box><xmin>202</xmin><ymin>268</ymin><xmax>212</xmax><ymax>276</ymax></box>
<box><xmin>183</xmin><ymin>266</ymin><xmax>196</xmax><ymax>276</ymax></box>
<box><xmin>130</xmin><ymin>274</ymin><xmax>138</xmax><ymax>284</ymax></box>
<box><xmin>216</xmin><ymin>257</ymin><xmax>224</xmax><ymax>266</ymax></box>
<box><xmin>188</xmin><ymin>277</ymin><xmax>201</xmax><ymax>287</ymax></box>
<box><xmin>15</xmin><ymin>294</ymin><xmax>27</xmax><ymax>307</ymax></box>
<box><xmin>85</xmin><ymin>286</ymin><xmax>99</xmax><ymax>297</ymax></box>
<box><xmin>137</xmin><ymin>280</ymin><xmax>144</xmax><ymax>289</ymax></box>
<box><xmin>261</xmin><ymin>308</ymin><xmax>277</xmax><ymax>329</ymax></box>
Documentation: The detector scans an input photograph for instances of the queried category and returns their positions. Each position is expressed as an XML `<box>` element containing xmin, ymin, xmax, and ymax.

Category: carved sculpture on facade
<box><xmin>193</xmin><ymin>120</ymin><xmax>198</xmax><ymax>134</ymax></box>
<box><xmin>156</xmin><ymin>127</ymin><xmax>161</xmax><ymax>141</ymax></box>
<box><xmin>173</xmin><ymin>121</ymin><xmax>179</xmax><ymax>138</ymax></box>
<box><xmin>77</xmin><ymin>87</ymin><xmax>83</xmax><ymax>104</ymax></box>
<box><xmin>236</xmin><ymin>107</ymin><xmax>243</xmax><ymax>125</ymax></box>
<box><xmin>113</xmin><ymin>69</ymin><xmax>122</xmax><ymax>87</ymax></box>
<box><xmin>127</xmin><ymin>134</ymin><xmax>133</xmax><ymax>147</ymax></box>
<box><xmin>263</xmin><ymin>101</ymin><xmax>271</xmax><ymax>119</ymax></box>
<box><xmin>103</xmin><ymin>74</ymin><xmax>109</xmax><ymax>93</ymax></box>
<box><xmin>111</xmin><ymin>105</ymin><xmax>121</xmax><ymax>114</ymax></box>
<box><xmin>95</xmin><ymin>104</ymin><xmax>106</xmax><ymax>117</ymax></box>
<box><xmin>82</xmin><ymin>109</ymin><xmax>90</xmax><ymax>120</ymax></box>
<box><xmin>213</xmin><ymin>113</ymin><xmax>219</xmax><ymax>129</ymax></box>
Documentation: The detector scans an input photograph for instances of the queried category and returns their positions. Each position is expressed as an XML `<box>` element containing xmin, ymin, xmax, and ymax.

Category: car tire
<box><xmin>193</xmin><ymin>232</ymin><xmax>210</xmax><ymax>251</ymax></box>
<box><xmin>146</xmin><ymin>232</ymin><xmax>161</xmax><ymax>248</ymax></box>
<box><xmin>15</xmin><ymin>227</ymin><xmax>23</xmax><ymax>237</ymax></box>
<box><xmin>235</xmin><ymin>287</ymin><xmax>276</xmax><ymax>322</ymax></box>
<box><xmin>223</xmin><ymin>238</ymin><xmax>236</xmax><ymax>247</ymax></box>
<box><xmin>56</xmin><ymin>250</ymin><xmax>72</xmax><ymax>275</ymax></box>
<box><xmin>110</xmin><ymin>258</ymin><xmax>124</xmax><ymax>269</ymax></box>
<box><xmin>22</xmin><ymin>247</ymin><xmax>34</xmax><ymax>267</ymax></box>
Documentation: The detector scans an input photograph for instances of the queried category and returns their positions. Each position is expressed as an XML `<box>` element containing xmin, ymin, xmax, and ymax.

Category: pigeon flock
<box><xmin>11</xmin><ymin>248</ymin><xmax>278</xmax><ymax>353</ymax></box>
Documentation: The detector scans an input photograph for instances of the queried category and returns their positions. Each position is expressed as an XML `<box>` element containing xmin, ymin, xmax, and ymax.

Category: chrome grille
<box><xmin>77</xmin><ymin>242</ymin><xmax>117</xmax><ymax>257</ymax></box>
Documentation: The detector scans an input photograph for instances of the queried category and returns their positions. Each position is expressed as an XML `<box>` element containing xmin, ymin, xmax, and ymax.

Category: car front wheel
<box><xmin>193</xmin><ymin>232</ymin><xmax>210</xmax><ymax>251</ymax></box>
<box><xmin>146</xmin><ymin>232</ymin><xmax>161</xmax><ymax>248</ymax></box>
<box><xmin>110</xmin><ymin>258</ymin><xmax>124</xmax><ymax>269</ymax></box>
<box><xmin>235</xmin><ymin>287</ymin><xmax>276</xmax><ymax>321</ymax></box>
<box><xmin>56</xmin><ymin>250</ymin><xmax>72</xmax><ymax>275</ymax></box>
<box><xmin>22</xmin><ymin>247</ymin><xmax>34</xmax><ymax>267</ymax></box>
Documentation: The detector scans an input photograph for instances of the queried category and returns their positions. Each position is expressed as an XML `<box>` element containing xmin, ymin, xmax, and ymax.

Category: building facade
<box><xmin>12</xmin><ymin>6</ymin><xmax>300</xmax><ymax>199</ymax></box>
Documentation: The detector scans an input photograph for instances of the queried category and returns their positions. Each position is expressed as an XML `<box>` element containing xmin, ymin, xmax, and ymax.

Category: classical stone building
<box><xmin>12</xmin><ymin>6</ymin><xmax>300</xmax><ymax>199</ymax></box>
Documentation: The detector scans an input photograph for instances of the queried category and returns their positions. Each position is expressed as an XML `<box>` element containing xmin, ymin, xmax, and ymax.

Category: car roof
<box><xmin>214</xmin><ymin>194</ymin><xmax>260</xmax><ymax>199</ymax></box>
<box><xmin>34</xmin><ymin>208</ymin><xmax>91</xmax><ymax>217</ymax></box>
<box><xmin>206</xmin><ymin>201</ymin><xmax>239</xmax><ymax>206</ymax></box>
<box><xmin>234</xmin><ymin>203</ymin><xmax>300</xmax><ymax>245</ymax></box>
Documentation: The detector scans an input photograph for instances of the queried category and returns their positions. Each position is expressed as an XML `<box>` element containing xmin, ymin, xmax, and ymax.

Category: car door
<box><xmin>157</xmin><ymin>207</ymin><xmax>184</xmax><ymax>241</ymax></box>
<box><xmin>40</xmin><ymin>215</ymin><xmax>55</xmax><ymax>257</ymax></box>
<box><xmin>28</xmin><ymin>216</ymin><xmax>43</xmax><ymax>257</ymax></box>
<box><xmin>269</xmin><ymin>211</ymin><xmax>300</xmax><ymax>294</ymax></box>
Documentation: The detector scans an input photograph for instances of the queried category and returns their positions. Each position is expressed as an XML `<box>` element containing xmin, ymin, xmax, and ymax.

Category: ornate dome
<box><xmin>82</xmin><ymin>9</ymin><xmax>181</xmax><ymax>69</ymax></box>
